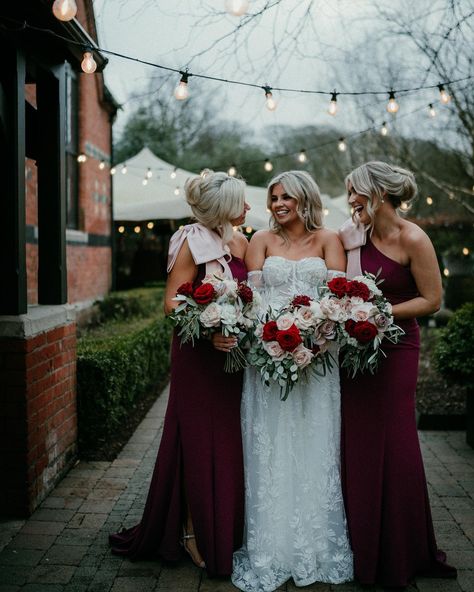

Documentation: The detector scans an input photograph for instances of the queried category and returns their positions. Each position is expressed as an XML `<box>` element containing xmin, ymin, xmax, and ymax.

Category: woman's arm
<box><xmin>245</xmin><ymin>230</ymin><xmax>268</xmax><ymax>271</ymax></box>
<box><xmin>164</xmin><ymin>240</ymin><xmax>198</xmax><ymax>315</ymax></box>
<box><xmin>322</xmin><ymin>231</ymin><xmax>347</xmax><ymax>272</ymax></box>
<box><xmin>391</xmin><ymin>230</ymin><xmax>442</xmax><ymax>321</ymax></box>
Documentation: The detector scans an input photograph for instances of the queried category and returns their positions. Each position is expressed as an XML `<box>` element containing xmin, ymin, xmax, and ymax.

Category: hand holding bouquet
<box><xmin>320</xmin><ymin>273</ymin><xmax>404</xmax><ymax>376</ymax></box>
<box><xmin>170</xmin><ymin>272</ymin><xmax>261</xmax><ymax>372</ymax></box>
<box><xmin>248</xmin><ymin>294</ymin><xmax>335</xmax><ymax>401</ymax></box>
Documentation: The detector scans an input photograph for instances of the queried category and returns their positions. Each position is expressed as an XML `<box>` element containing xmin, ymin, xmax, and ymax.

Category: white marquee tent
<box><xmin>113</xmin><ymin>148</ymin><xmax>350</xmax><ymax>231</ymax></box>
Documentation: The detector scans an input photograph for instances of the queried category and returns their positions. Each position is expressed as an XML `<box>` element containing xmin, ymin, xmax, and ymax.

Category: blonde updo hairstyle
<box><xmin>267</xmin><ymin>170</ymin><xmax>323</xmax><ymax>236</ymax></box>
<box><xmin>185</xmin><ymin>169</ymin><xmax>246</xmax><ymax>244</ymax></box>
<box><xmin>345</xmin><ymin>161</ymin><xmax>417</xmax><ymax>228</ymax></box>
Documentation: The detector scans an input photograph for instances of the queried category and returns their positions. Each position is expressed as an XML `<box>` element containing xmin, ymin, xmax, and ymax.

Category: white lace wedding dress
<box><xmin>232</xmin><ymin>256</ymin><xmax>353</xmax><ymax>592</ymax></box>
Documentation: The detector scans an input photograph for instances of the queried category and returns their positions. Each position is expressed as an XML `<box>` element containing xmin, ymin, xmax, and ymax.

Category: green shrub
<box><xmin>97</xmin><ymin>285</ymin><xmax>165</xmax><ymax>323</ymax></box>
<box><xmin>77</xmin><ymin>314</ymin><xmax>172</xmax><ymax>455</ymax></box>
<box><xmin>433</xmin><ymin>302</ymin><xmax>474</xmax><ymax>386</ymax></box>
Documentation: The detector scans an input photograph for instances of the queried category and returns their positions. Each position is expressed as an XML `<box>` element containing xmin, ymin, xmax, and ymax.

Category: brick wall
<box><xmin>0</xmin><ymin>320</ymin><xmax>77</xmax><ymax>517</ymax></box>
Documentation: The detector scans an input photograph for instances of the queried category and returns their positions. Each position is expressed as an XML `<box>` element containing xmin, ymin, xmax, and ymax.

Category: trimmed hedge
<box><xmin>77</xmin><ymin>303</ymin><xmax>172</xmax><ymax>456</ymax></box>
<box><xmin>433</xmin><ymin>302</ymin><xmax>474</xmax><ymax>387</ymax></box>
<box><xmin>96</xmin><ymin>285</ymin><xmax>165</xmax><ymax>323</ymax></box>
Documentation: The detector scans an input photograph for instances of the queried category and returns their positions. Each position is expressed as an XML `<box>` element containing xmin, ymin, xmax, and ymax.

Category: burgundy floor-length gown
<box><xmin>341</xmin><ymin>238</ymin><xmax>457</xmax><ymax>588</ymax></box>
<box><xmin>110</xmin><ymin>257</ymin><xmax>247</xmax><ymax>577</ymax></box>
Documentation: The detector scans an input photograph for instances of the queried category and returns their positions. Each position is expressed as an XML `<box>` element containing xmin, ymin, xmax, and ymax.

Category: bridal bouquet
<box><xmin>319</xmin><ymin>273</ymin><xmax>404</xmax><ymax>376</ymax></box>
<box><xmin>170</xmin><ymin>272</ymin><xmax>261</xmax><ymax>372</ymax></box>
<box><xmin>248</xmin><ymin>294</ymin><xmax>335</xmax><ymax>401</ymax></box>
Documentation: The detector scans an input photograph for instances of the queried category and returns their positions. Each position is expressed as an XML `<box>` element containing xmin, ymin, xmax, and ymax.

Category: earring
<box><xmin>302</xmin><ymin>208</ymin><xmax>308</xmax><ymax>218</ymax></box>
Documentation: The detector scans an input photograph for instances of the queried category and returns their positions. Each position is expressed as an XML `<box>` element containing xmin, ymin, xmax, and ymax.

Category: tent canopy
<box><xmin>113</xmin><ymin>147</ymin><xmax>350</xmax><ymax>231</ymax></box>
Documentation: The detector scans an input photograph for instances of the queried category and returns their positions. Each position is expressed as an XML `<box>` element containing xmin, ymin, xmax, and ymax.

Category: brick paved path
<box><xmin>1</xmin><ymin>386</ymin><xmax>473</xmax><ymax>592</ymax></box>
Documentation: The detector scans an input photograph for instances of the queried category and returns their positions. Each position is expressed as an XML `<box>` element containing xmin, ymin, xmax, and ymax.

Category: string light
<box><xmin>298</xmin><ymin>149</ymin><xmax>307</xmax><ymax>163</ymax></box>
<box><xmin>263</xmin><ymin>86</ymin><xmax>277</xmax><ymax>111</ymax></box>
<box><xmin>170</xmin><ymin>167</ymin><xmax>177</xmax><ymax>179</ymax></box>
<box><xmin>328</xmin><ymin>91</ymin><xmax>338</xmax><ymax>116</ymax></box>
<box><xmin>146</xmin><ymin>167</ymin><xmax>153</xmax><ymax>179</ymax></box>
<box><xmin>134</xmin><ymin>226</ymin><xmax>141</xmax><ymax>234</ymax></box>
<box><xmin>380</xmin><ymin>122</ymin><xmax>388</xmax><ymax>136</ymax></box>
<box><xmin>142</xmin><ymin>178</ymin><xmax>148</xmax><ymax>186</ymax></box>
<box><xmin>443</xmin><ymin>268</ymin><xmax>450</xmax><ymax>277</ymax></box>
<box><xmin>225</xmin><ymin>0</ymin><xmax>249</xmax><ymax>16</ymax></box>
<box><xmin>118</xmin><ymin>225</ymin><xmax>125</xmax><ymax>234</ymax></box>
<box><xmin>174</xmin><ymin>187</ymin><xmax>180</xmax><ymax>196</ymax></box>
<box><xmin>337</xmin><ymin>138</ymin><xmax>347</xmax><ymax>152</ymax></box>
<box><xmin>147</xmin><ymin>222</ymin><xmax>155</xmax><ymax>230</ymax></box>
<box><xmin>462</xmin><ymin>247</ymin><xmax>469</xmax><ymax>255</ymax></box>
<box><xmin>77</xmin><ymin>153</ymin><xmax>87</xmax><ymax>163</ymax></box>
<box><xmin>99</xmin><ymin>160</ymin><xmax>105</xmax><ymax>170</ymax></box>
<box><xmin>121</xmin><ymin>164</ymin><xmax>128</xmax><ymax>174</ymax></box>
<box><xmin>426</xmin><ymin>196</ymin><xmax>433</xmax><ymax>205</ymax></box>
<box><xmin>110</xmin><ymin>167</ymin><xmax>116</xmax><ymax>175</ymax></box>
<box><xmin>400</xmin><ymin>202</ymin><xmax>409</xmax><ymax>211</ymax></box>
<box><xmin>438</xmin><ymin>83</ymin><xmax>451</xmax><ymax>104</ymax></box>
<box><xmin>81</xmin><ymin>51</ymin><xmax>97</xmax><ymax>74</ymax></box>
<box><xmin>428</xmin><ymin>103</ymin><xmax>436</xmax><ymax>118</ymax></box>
<box><xmin>264</xmin><ymin>159</ymin><xmax>273</xmax><ymax>172</ymax></box>
<box><xmin>228</xmin><ymin>165</ymin><xmax>237</xmax><ymax>176</ymax></box>
<box><xmin>386</xmin><ymin>90</ymin><xmax>399</xmax><ymax>114</ymax></box>
<box><xmin>174</xmin><ymin>72</ymin><xmax>190</xmax><ymax>101</ymax></box>
<box><xmin>52</xmin><ymin>0</ymin><xmax>77</xmax><ymax>21</ymax></box>
<box><xmin>323</xmin><ymin>208</ymin><xmax>329</xmax><ymax>216</ymax></box>
<box><xmin>245</xmin><ymin>226</ymin><xmax>253</xmax><ymax>233</ymax></box>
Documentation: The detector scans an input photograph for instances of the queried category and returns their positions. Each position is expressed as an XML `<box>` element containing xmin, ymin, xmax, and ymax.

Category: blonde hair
<box><xmin>267</xmin><ymin>170</ymin><xmax>323</xmax><ymax>236</ymax></box>
<box><xmin>345</xmin><ymin>161</ymin><xmax>417</xmax><ymax>228</ymax></box>
<box><xmin>185</xmin><ymin>169</ymin><xmax>246</xmax><ymax>244</ymax></box>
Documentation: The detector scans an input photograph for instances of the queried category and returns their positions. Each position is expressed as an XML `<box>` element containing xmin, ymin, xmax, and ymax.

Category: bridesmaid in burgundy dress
<box><xmin>110</xmin><ymin>170</ymin><xmax>250</xmax><ymax>576</ymax></box>
<box><xmin>339</xmin><ymin>161</ymin><xmax>457</xmax><ymax>588</ymax></box>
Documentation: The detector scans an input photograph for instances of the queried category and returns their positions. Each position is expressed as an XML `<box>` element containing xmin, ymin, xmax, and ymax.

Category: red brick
<box><xmin>46</xmin><ymin>326</ymin><xmax>67</xmax><ymax>343</ymax></box>
<box><xmin>26</xmin><ymin>359</ymin><xmax>53</xmax><ymax>383</ymax></box>
<box><xmin>25</xmin><ymin>333</ymin><xmax>47</xmax><ymax>353</ymax></box>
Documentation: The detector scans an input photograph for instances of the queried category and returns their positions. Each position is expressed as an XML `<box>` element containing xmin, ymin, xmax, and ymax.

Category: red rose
<box><xmin>345</xmin><ymin>319</ymin><xmax>357</xmax><ymax>337</ymax></box>
<box><xmin>328</xmin><ymin>277</ymin><xmax>349</xmax><ymax>298</ymax></box>
<box><xmin>346</xmin><ymin>280</ymin><xmax>370</xmax><ymax>301</ymax></box>
<box><xmin>177</xmin><ymin>282</ymin><xmax>194</xmax><ymax>297</ymax></box>
<box><xmin>276</xmin><ymin>324</ymin><xmax>303</xmax><ymax>352</ymax></box>
<box><xmin>238</xmin><ymin>283</ymin><xmax>253</xmax><ymax>304</ymax></box>
<box><xmin>262</xmin><ymin>320</ymin><xmax>278</xmax><ymax>342</ymax></box>
<box><xmin>292</xmin><ymin>295</ymin><xmax>312</xmax><ymax>308</ymax></box>
<box><xmin>352</xmin><ymin>320</ymin><xmax>378</xmax><ymax>344</ymax></box>
<box><xmin>193</xmin><ymin>283</ymin><xmax>216</xmax><ymax>305</ymax></box>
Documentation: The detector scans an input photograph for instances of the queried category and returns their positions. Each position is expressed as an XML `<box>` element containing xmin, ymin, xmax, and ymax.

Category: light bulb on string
<box><xmin>443</xmin><ymin>268</ymin><xmax>449</xmax><ymax>277</ymax></box>
<box><xmin>147</xmin><ymin>222</ymin><xmax>155</xmax><ymax>230</ymax></box>
<box><xmin>462</xmin><ymin>247</ymin><xmax>469</xmax><ymax>256</ymax></box>
<box><xmin>225</xmin><ymin>0</ymin><xmax>249</xmax><ymax>16</ymax></box>
<box><xmin>264</xmin><ymin>159</ymin><xmax>273</xmax><ymax>172</ymax></box>
<box><xmin>386</xmin><ymin>90</ymin><xmax>399</xmax><ymax>114</ymax></box>
<box><xmin>298</xmin><ymin>149</ymin><xmax>307</xmax><ymax>163</ymax></box>
<box><xmin>52</xmin><ymin>0</ymin><xmax>77</xmax><ymax>21</ymax></box>
<box><xmin>438</xmin><ymin>83</ymin><xmax>451</xmax><ymax>104</ymax></box>
<box><xmin>98</xmin><ymin>160</ymin><xmax>105</xmax><ymax>170</ymax></box>
<box><xmin>263</xmin><ymin>86</ymin><xmax>277</xmax><ymax>111</ymax></box>
<box><xmin>118</xmin><ymin>226</ymin><xmax>125</xmax><ymax>234</ymax></box>
<box><xmin>228</xmin><ymin>165</ymin><xmax>237</xmax><ymax>177</ymax></box>
<box><xmin>170</xmin><ymin>168</ymin><xmax>177</xmax><ymax>179</ymax></box>
<box><xmin>81</xmin><ymin>51</ymin><xmax>97</xmax><ymax>74</ymax></box>
<box><xmin>142</xmin><ymin>178</ymin><xmax>148</xmax><ymax>186</ymax></box>
<box><xmin>426</xmin><ymin>196</ymin><xmax>433</xmax><ymax>205</ymax></box>
<box><xmin>328</xmin><ymin>91</ymin><xmax>338</xmax><ymax>116</ymax></box>
<box><xmin>77</xmin><ymin>153</ymin><xmax>87</xmax><ymax>163</ymax></box>
<box><xmin>337</xmin><ymin>138</ymin><xmax>347</xmax><ymax>152</ymax></box>
<box><xmin>400</xmin><ymin>202</ymin><xmax>409</xmax><ymax>211</ymax></box>
<box><xmin>146</xmin><ymin>167</ymin><xmax>153</xmax><ymax>179</ymax></box>
<box><xmin>428</xmin><ymin>103</ymin><xmax>437</xmax><ymax>118</ymax></box>
<box><xmin>174</xmin><ymin>187</ymin><xmax>180</xmax><ymax>196</ymax></box>
<box><xmin>323</xmin><ymin>208</ymin><xmax>329</xmax><ymax>216</ymax></box>
<box><xmin>245</xmin><ymin>226</ymin><xmax>253</xmax><ymax>234</ymax></box>
<box><xmin>110</xmin><ymin>167</ymin><xmax>116</xmax><ymax>176</ymax></box>
<box><xmin>380</xmin><ymin>122</ymin><xmax>388</xmax><ymax>136</ymax></box>
<box><xmin>121</xmin><ymin>164</ymin><xmax>128</xmax><ymax>175</ymax></box>
<box><xmin>174</xmin><ymin>72</ymin><xmax>190</xmax><ymax>101</ymax></box>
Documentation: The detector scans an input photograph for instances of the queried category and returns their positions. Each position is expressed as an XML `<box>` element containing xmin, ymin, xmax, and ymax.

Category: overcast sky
<box><xmin>92</xmin><ymin>0</ymin><xmax>462</xmax><ymax>145</ymax></box>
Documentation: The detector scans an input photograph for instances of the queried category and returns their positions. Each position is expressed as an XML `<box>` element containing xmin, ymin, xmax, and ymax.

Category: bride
<box><xmin>232</xmin><ymin>171</ymin><xmax>353</xmax><ymax>591</ymax></box>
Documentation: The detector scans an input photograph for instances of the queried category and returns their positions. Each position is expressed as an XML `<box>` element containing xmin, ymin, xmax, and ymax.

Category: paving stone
<box><xmin>0</xmin><ymin>585</ymin><xmax>21</xmax><ymax>592</ymax></box>
<box><xmin>86</xmin><ymin>490</ymin><xmax>121</xmax><ymax>501</ymax></box>
<box><xmin>68</xmin><ymin>513</ymin><xmax>108</xmax><ymax>530</ymax></box>
<box><xmin>27</xmin><ymin>564</ymin><xmax>76</xmax><ymax>584</ymax></box>
<box><xmin>94</xmin><ymin>479</ymin><xmax>129</xmax><ymax>491</ymax></box>
<box><xmin>415</xmin><ymin>577</ymin><xmax>462</xmax><ymax>591</ymax></box>
<box><xmin>40</xmin><ymin>497</ymin><xmax>84</xmax><ymax>511</ymax></box>
<box><xmin>29</xmin><ymin>510</ymin><xmax>76</xmax><ymax>523</ymax></box>
<box><xmin>110</xmin><ymin>576</ymin><xmax>156</xmax><ymax>592</ymax></box>
<box><xmin>431</xmin><ymin>507</ymin><xmax>453</xmax><ymax>520</ymax></box>
<box><xmin>0</xmin><ymin>565</ymin><xmax>29</xmax><ymax>585</ymax></box>
<box><xmin>41</xmin><ymin>545</ymin><xmax>88</xmax><ymax>567</ymax></box>
<box><xmin>22</xmin><ymin>585</ymin><xmax>65</xmax><ymax>592</ymax></box>
<box><xmin>9</xmin><ymin>534</ymin><xmax>57</xmax><ymax>550</ymax></box>
<box><xmin>103</xmin><ymin>468</ymin><xmax>137</xmax><ymax>479</ymax></box>
<box><xmin>0</xmin><ymin>548</ymin><xmax>46</xmax><ymax>566</ymax></box>
<box><xmin>20</xmin><ymin>522</ymin><xmax>66</xmax><ymax>536</ymax></box>
<box><xmin>200</xmin><ymin>576</ymin><xmax>244</xmax><ymax>591</ymax></box>
<box><xmin>77</xmin><ymin>500</ymin><xmax>117</xmax><ymax>514</ymax></box>
<box><xmin>55</xmin><ymin>528</ymin><xmax>98</xmax><ymax>547</ymax></box>
<box><xmin>157</xmin><ymin>563</ymin><xmax>201</xmax><ymax>588</ymax></box>
<box><xmin>457</xmin><ymin>569</ymin><xmax>474</xmax><ymax>592</ymax></box>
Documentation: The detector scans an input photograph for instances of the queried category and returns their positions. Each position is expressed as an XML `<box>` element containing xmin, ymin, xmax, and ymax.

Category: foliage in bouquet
<box><xmin>170</xmin><ymin>272</ymin><xmax>261</xmax><ymax>372</ymax></box>
<box><xmin>248</xmin><ymin>294</ymin><xmax>335</xmax><ymax>401</ymax></box>
<box><xmin>319</xmin><ymin>273</ymin><xmax>404</xmax><ymax>377</ymax></box>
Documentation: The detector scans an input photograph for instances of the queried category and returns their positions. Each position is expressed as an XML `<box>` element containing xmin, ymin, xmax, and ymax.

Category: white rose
<box><xmin>220</xmin><ymin>303</ymin><xmax>238</xmax><ymax>326</ymax></box>
<box><xmin>319</xmin><ymin>319</ymin><xmax>337</xmax><ymax>339</ymax></box>
<box><xmin>293</xmin><ymin>307</ymin><xmax>315</xmax><ymax>331</ymax></box>
<box><xmin>276</xmin><ymin>313</ymin><xmax>295</xmax><ymax>331</ymax></box>
<box><xmin>292</xmin><ymin>344</ymin><xmax>314</xmax><ymax>368</ymax></box>
<box><xmin>254</xmin><ymin>323</ymin><xmax>264</xmax><ymax>339</ymax></box>
<box><xmin>320</xmin><ymin>297</ymin><xmax>348</xmax><ymax>322</ymax></box>
<box><xmin>199</xmin><ymin>302</ymin><xmax>222</xmax><ymax>327</ymax></box>
<box><xmin>350</xmin><ymin>302</ymin><xmax>378</xmax><ymax>322</ymax></box>
<box><xmin>309</xmin><ymin>300</ymin><xmax>325</xmax><ymax>319</ymax></box>
<box><xmin>221</xmin><ymin>278</ymin><xmax>239</xmax><ymax>297</ymax></box>
<box><xmin>262</xmin><ymin>340</ymin><xmax>286</xmax><ymax>361</ymax></box>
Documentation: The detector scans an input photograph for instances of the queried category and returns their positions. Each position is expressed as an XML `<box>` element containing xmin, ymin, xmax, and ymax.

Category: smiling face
<box><xmin>230</xmin><ymin>201</ymin><xmax>251</xmax><ymax>227</ymax></box>
<box><xmin>347</xmin><ymin>183</ymin><xmax>372</xmax><ymax>225</ymax></box>
<box><xmin>269</xmin><ymin>183</ymin><xmax>299</xmax><ymax>226</ymax></box>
